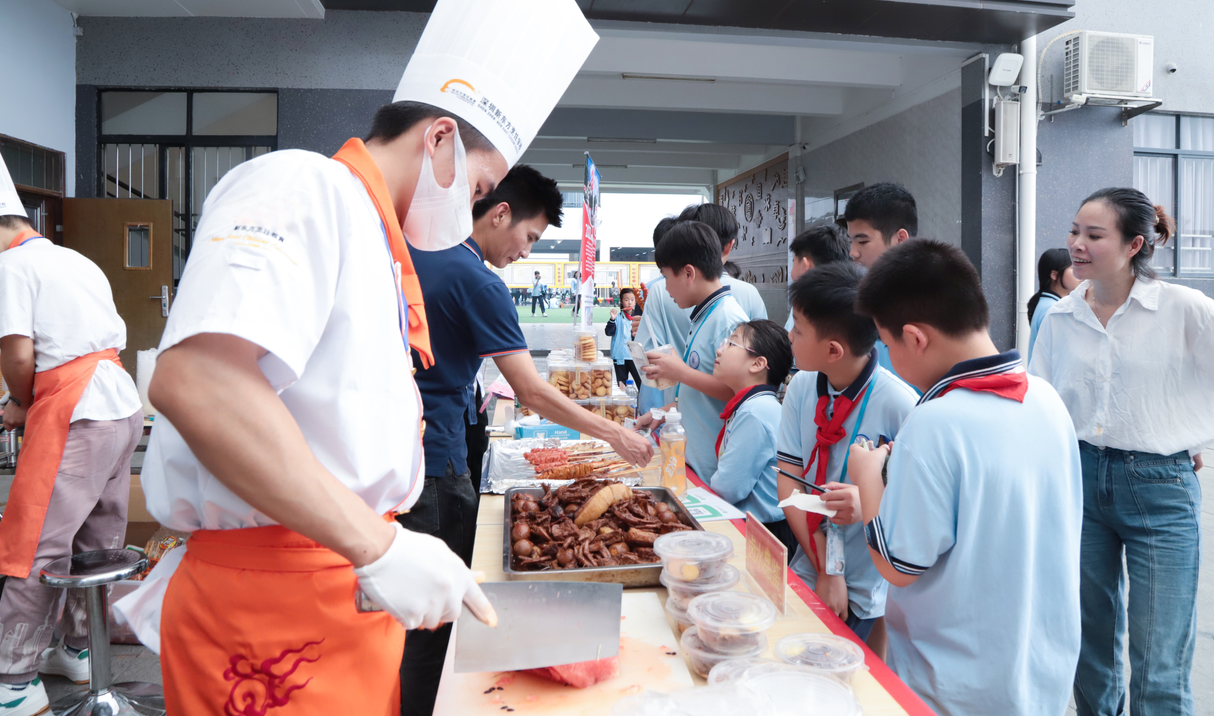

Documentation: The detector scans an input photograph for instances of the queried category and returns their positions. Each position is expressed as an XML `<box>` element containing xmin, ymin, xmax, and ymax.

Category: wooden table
<box><xmin>439</xmin><ymin>484</ymin><xmax>934</xmax><ymax>715</ymax></box>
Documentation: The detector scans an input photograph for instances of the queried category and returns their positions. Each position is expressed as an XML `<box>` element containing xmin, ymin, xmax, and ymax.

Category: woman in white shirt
<box><xmin>1026</xmin><ymin>247</ymin><xmax>1076</xmax><ymax>362</ymax></box>
<box><xmin>1029</xmin><ymin>187</ymin><xmax>1214</xmax><ymax>716</ymax></box>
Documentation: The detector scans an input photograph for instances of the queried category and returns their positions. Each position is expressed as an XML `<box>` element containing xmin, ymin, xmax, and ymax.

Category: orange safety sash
<box><xmin>160</xmin><ymin>524</ymin><xmax>404</xmax><ymax>715</ymax></box>
<box><xmin>0</xmin><ymin>348</ymin><xmax>122</xmax><ymax>578</ymax></box>
<box><xmin>7</xmin><ymin>228</ymin><xmax>41</xmax><ymax>249</ymax></box>
<box><xmin>331</xmin><ymin>138</ymin><xmax>434</xmax><ymax>369</ymax></box>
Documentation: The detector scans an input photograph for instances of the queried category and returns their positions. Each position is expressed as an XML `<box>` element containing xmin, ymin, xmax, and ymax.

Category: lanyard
<box><xmin>675</xmin><ymin>298</ymin><xmax>722</xmax><ymax>400</ymax></box>
<box><xmin>803</xmin><ymin>378</ymin><xmax>874</xmax><ymax>483</ymax></box>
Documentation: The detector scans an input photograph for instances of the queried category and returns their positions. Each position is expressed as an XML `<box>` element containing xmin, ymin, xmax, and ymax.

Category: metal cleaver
<box><xmin>454</xmin><ymin>581</ymin><xmax>623</xmax><ymax>674</ymax></box>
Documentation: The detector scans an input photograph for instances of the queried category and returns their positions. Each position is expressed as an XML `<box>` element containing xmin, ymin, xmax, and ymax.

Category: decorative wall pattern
<box><xmin>716</xmin><ymin>156</ymin><xmax>790</xmax><ymax>289</ymax></box>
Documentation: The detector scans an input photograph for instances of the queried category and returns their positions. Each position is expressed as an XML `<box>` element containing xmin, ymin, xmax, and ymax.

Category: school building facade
<box><xmin>3</xmin><ymin>0</ymin><xmax>1210</xmax><ymax>353</ymax></box>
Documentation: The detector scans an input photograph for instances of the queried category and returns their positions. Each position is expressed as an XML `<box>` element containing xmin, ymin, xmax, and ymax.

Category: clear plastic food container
<box><xmin>641</xmin><ymin>344</ymin><xmax>679</xmax><ymax>391</ymax></box>
<box><xmin>654</xmin><ymin>531</ymin><xmax>735</xmax><ymax>583</ymax></box>
<box><xmin>741</xmin><ymin>669</ymin><xmax>861</xmax><ymax>716</ymax></box>
<box><xmin>686</xmin><ymin>591</ymin><xmax>777</xmax><ymax>654</ymax></box>
<box><xmin>573</xmin><ymin>363</ymin><xmax>594</xmax><ymax>400</ymax></box>
<box><xmin>609</xmin><ymin>396</ymin><xmax>635</xmax><ymax>425</ymax></box>
<box><xmin>547</xmin><ymin>358</ymin><xmax>575</xmax><ymax>398</ymax></box>
<box><xmin>588</xmin><ymin>397</ymin><xmax>609</xmax><ymax>418</ymax></box>
<box><xmin>665</xmin><ymin>596</ymin><xmax>694</xmax><ymax>636</ymax></box>
<box><xmin>591</xmin><ymin>357</ymin><xmax>615</xmax><ymax>397</ymax></box>
<box><xmin>659</xmin><ymin>563</ymin><xmax>741</xmax><ymax>612</ymax></box>
<box><xmin>574</xmin><ymin>328</ymin><xmax>598</xmax><ymax>362</ymax></box>
<box><xmin>681</xmin><ymin>626</ymin><xmax>766</xmax><ymax>679</ymax></box>
<box><xmin>774</xmin><ymin>633</ymin><xmax>866</xmax><ymax>684</ymax></box>
<box><xmin>706</xmin><ymin>656</ymin><xmax>773</xmax><ymax>686</ymax></box>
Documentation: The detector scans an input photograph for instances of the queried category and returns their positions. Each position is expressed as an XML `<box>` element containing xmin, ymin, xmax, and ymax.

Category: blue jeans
<box><xmin>1074</xmin><ymin>442</ymin><xmax>1202</xmax><ymax>716</ymax></box>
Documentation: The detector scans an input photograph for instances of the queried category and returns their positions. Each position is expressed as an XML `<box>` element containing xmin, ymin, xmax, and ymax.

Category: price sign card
<box><xmin>745</xmin><ymin>512</ymin><xmax>788</xmax><ymax>614</ymax></box>
<box><xmin>680</xmin><ymin>488</ymin><xmax>745</xmax><ymax>522</ymax></box>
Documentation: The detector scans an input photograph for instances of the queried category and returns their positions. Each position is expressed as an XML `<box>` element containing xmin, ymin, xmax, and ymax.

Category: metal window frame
<box><xmin>96</xmin><ymin>89</ymin><xmax>279</xmax><ymax>273</ymax></box>
<box><xmin>123</xmin><ymin>222</ymin><xmax>153</xmax><ymax>270</ymax></box>
<box><xmin>1132</xmin><ymin>113</ymin><xmax>1214</xmax><ymax>278</ymax></box>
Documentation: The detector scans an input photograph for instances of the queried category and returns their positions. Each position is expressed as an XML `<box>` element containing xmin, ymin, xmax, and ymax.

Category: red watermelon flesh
<box><xmin>522</xmin><ymin>656</ymin><xmax>620</xmax><ymax>688</ymax></box>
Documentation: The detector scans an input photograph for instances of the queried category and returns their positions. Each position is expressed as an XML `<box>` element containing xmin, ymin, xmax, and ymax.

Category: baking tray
<box><xmin>502</xmin><ymin>486</ymin><xmax>704</xmax><ymax>587</ymax></box>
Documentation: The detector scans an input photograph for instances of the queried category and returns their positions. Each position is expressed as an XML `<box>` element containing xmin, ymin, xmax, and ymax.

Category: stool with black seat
<box><xmin>39</xmin><ymin>550</ymin><xmax>165</xmax><ymax>716</ymax></box>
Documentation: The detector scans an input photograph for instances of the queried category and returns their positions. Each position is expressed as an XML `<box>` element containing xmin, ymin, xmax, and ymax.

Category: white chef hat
<box><xmin>393</xmin><ymin>0</ymin><xmax>599</xmax><ymax>168</ymax></box>
<box><xmin>0</xmin><ymin>152</ymin><xmax>27</xmax><ymax>219</ymax></box>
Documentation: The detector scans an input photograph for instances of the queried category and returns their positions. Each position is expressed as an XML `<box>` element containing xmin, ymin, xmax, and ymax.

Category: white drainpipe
<box><xmin>1016</xmin><ymin>33</ymin><xmax>1038</xmax><ymax>357</ymax></box>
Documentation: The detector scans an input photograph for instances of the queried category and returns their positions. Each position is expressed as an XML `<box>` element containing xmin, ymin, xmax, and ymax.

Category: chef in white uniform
<box><xmin>113</xmin><ymin>2</ymin><xmax>598</xmax><ymax>713</ymax></box>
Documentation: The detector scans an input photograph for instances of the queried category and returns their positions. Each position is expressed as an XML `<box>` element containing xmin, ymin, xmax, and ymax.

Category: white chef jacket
<box><xmin>1029</xmin><ymin>278</ymin><xmax>1214</xmax><ymax>456</ymax></box>
<box><xmin>141</xmin><ymin>149</ymin><xmax>426</xmax><ymax>531</ymax></box>
<box><xmin>0</xmin><ymin>238</ymin><xmax>140</xmax><ymax>422</ymax></box>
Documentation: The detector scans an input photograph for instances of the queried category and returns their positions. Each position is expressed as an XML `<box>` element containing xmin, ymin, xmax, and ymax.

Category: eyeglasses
<box><xmin>719</xmin><ymin>338</ymin><xmax>757</xmax><ymax>354</ymax></box>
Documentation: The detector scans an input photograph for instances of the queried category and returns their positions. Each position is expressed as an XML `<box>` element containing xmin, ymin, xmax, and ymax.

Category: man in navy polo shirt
<box><xmin>401</xmin><ymin>165</ymin><xmax>653</xmax><ymax>716</ymax></box>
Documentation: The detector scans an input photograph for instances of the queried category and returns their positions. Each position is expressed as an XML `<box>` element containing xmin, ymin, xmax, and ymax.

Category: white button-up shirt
<box><xmin>1028</xmin><ymin>278</ymin><xmax>1214</xmax><ymax>457</ymax></box>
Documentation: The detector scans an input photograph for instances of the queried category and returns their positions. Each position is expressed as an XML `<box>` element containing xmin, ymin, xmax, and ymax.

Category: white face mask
<box><xmin>402</xmin><ymin>124</ymin><xmax>473</xmax><ymax>252</ymax></box>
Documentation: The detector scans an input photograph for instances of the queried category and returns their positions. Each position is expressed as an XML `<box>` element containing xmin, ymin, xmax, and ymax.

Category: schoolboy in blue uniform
<box><xmin>782</xmin><ymin>223</ymin><xmax>851</xmax><ymax>332</ymax></box>
<box><xmin>776</xmin><ymin>262</ymin><xmax>917</xmax><ymax>644</ymax></box>
<box><xmin>830</xmin><ymin>240</ymin><xmax>1082</xmax><ymax>716</ymax></box>
<box><xmin>706</xmin><ymin>319</ymin><xmax>795</xmax><ymax>552</ymax></box>
<box><xmin>636</xmin><ymin>206</ymin><xmax>766</xmax><ymax>416</ymax></box>
<box><xmin>405</xmin><ymin>166</ymin><xmax>652</xmax><ymax>716</ymax></box>
<box><xmin>842</xmin><ymin>183</ymin><xmax>917</xmax><ymax>378</ymax></box>
<box><xmin>639</xmin><ymin>221</ymin><xmax>748</xmax><ymax>480</ymax></box>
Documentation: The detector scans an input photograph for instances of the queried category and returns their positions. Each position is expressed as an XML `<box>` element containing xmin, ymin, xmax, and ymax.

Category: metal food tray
<box><xmin>502</xmin><ymin>486</ymin><xmax>704</xmax><ymax>587</ymax></box>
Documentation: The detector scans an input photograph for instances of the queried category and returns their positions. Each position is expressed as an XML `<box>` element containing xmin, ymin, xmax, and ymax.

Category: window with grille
<box><xmin>1132</xmin><ymin>114</ymin><xmax>1214</xmax><ymax>276</ymax></box>
<box><xmin>98</xmin><ymin>90</ymin><xmax>278</xmax><ymax>281</ymax></box>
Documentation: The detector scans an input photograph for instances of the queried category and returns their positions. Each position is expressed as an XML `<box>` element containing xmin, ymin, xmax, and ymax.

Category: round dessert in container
<box><xmin>591</xmin><ymin>356</ymin><xmax>615</xmax><ymax>397</ymax></box>
<box><xmin>609</xmin><ymin>396</ymin><xmax>635</xmax><ymax>425</ymax></box>
<box><xmin>574</xmin><ymin>328</ymin><xmax>598</xmax><ymax>362</ymax></box>
<box><xmin>742</xmin><ymin>669</ymin><xmax>861</xmax><ymax>716</ymax></box>
<box><xmin>774</xmin><ymin>633</ymin><xmax>866</xmax><ymax>684</ymax></box>
<box><xmin>653</xmin><ymin>531</ymin><xmax>734</xmax><ymax>583</ymax></box>
<box><xmin>680</xmin><ymin>626</ymin><xmax>765</xmax><ymax>679</ymax></box>
<box><xmin>574</xmin><ymin>363</ymin><xmax>594</xmax><ymax>400</ymax></box>
<box><xmin>665</xmin><ymin>596</ymin><xmax>694</xmax><ymax>635</ymax></box>
<box><xmin>686</xmin><ymin>591</ymin><xmax>777</xmax><ymax>654</ymax></box>
<box><xmin>659</xmin><ymin>563</ymin><xmax>741</xmax><ymax>612</ymax></box>
<box><xmin>706</xmin><ymin>656</ymin><xmax>772</xmax><ymax>686</ymax></box>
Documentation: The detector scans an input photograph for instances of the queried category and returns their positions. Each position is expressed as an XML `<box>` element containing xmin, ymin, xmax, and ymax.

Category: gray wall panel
<box><xmin>277</xmin><ymin>89</ymin><xmax>392</xmax><ymax>156</ymax></box>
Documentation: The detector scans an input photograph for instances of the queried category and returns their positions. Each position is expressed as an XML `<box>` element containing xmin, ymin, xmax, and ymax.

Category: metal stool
<box><xmin>40</xmin><ymin>550</ymin><xmax>165</xmax><ymax>716</ymax></box>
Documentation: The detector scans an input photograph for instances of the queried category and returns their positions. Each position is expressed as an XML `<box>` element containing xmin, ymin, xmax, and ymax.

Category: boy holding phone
<box><xmin>776</xmin><ymin>262</ymin><xmax>917</xmax><ymax>644</ymax></box>
<box><xmin>832</xmin><ymin>240</ymin><xmax>1082</xmax><ymax>716</ymax></box>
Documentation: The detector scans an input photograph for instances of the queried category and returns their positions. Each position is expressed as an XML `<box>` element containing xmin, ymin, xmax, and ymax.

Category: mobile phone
<box><xmin>626</xmin><ymin>341</ymin><xmax>649</xmax><ymax>368</ymax></box>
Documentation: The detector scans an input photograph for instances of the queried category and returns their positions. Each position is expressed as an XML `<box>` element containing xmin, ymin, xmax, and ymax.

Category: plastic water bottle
<box><xmin>659</xmin><ymin>409</ymin><xmax>687</xmax><ymax>496</ymax></box>
<box><xmin>625</xmin><ymin>379</ymin><xmax>638</xmax><ymax>401</ymax></box>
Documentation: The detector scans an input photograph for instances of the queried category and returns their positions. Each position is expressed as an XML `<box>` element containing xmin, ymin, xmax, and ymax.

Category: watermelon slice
<box><xmin>523</xmin><ymin>656</ymin><xmax>620</xmax><ymax>688</ymax></box>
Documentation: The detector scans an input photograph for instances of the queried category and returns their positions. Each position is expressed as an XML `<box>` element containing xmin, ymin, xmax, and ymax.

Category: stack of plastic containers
<box><xmin>653</xmin><ymin>532</ymin><xmax>736</xmax><ymax>636</ymax></box>
<box><xmin>680</xmin><ymin>592</ymin><xmax>777</xmax><ymax>678</ymax></box>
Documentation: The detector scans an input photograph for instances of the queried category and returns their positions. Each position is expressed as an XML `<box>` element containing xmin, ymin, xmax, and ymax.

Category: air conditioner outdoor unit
<box><xmin>1064</xmin><ymin>31</ymin><xmax>1154</xmax><ymax>101</ymax></box>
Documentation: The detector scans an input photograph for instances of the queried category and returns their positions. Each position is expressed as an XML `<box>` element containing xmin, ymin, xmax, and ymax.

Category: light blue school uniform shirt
<box><xmin>704</xmin><ymin>385</ymin><xmax>783</xmax><ymax>523</ymax></box>
<box><xmin>677</xmin><ymin>287</ymin><xmax>749</xmax><ymax>479</ymax></box>
<box><xmin>777</xmin><ymin>352</ymin><xmax>917</xmax><ymax>620</ymax></box>
<box><xmin>865</xmin><ymin>351</ymin><xmax>1082</xmax><ymax>716</ymax></box>
<box><xmin>784</xmin><ymin>311</ymin><xmax>794</xmax><ymax>333</ymax></box>
<box><xmin>635</xmin><ymin>275</ymin><xmax>766</xmax><ymax>416</ymax></box>
<box><xmin>1026</xmin><ymin>292</ymin><xmax>1059</xmax><ymax>363</ymax></box>
<box><xmin>873</xmin><ymin>339</ymin><xmax>920</xmax><ymax>396</ymax></box>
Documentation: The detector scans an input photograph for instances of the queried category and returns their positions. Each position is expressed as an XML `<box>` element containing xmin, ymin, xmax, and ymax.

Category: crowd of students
<box><xmin>631</xmin><ymin>182</ymin><xmax>1214</xmax><ymax>716</ymax></box>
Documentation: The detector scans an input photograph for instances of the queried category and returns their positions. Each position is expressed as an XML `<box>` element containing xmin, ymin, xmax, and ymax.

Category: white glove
<box><xmin>353</xmin><ymin>522</ymin><xmax>495</xmax><ymax>631</ymax></box>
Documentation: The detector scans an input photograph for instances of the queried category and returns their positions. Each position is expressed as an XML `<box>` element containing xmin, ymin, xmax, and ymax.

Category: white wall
<box><xmin>0</xmin><ymin>0</ymin><xmax>77</xmax><ymax>196</ymax></box>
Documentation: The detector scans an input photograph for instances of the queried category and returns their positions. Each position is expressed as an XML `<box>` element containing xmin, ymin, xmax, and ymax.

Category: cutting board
<box><xmin>433</xmin><ymin>591</ymin><xmax>694</xmax><ymax>715</ymax></box>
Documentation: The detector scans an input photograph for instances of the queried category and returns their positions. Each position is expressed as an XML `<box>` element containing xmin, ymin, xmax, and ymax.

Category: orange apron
<box><xmin>0</xmin><ymin>343</ymin><xmax>122</xmax><ymax>580</ymax></box>
<box><xmin>160</xmin><ymin>526</ymin><xmax>404</xmax><ymax>716</ymax></box>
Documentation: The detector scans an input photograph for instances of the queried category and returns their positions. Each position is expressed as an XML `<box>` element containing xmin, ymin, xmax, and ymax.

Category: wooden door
<box><xmin>63</xmin><ymin>198</ymin><xmax>174</xmax><ymax>379</ymax></box>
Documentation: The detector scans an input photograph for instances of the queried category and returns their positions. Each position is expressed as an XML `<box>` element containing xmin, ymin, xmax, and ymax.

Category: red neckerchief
<box><xmin>7</xmin><ymin>228</ymin><xmax>41</xmax><ymax>250</ymax></box>
<box><xmin>937</xmin><ymin>373</ymin><xmax>1027</xmax><ymax>401</ymax></box>
<box><xmin>918</xmin><ymin>350</ymin><xmax>1028</xmax><ymax>405</ymax></box>
<box><xmin>714</xmin><ymin>385</ymin><xmax>776</xmax><ymax>456</ymax></box>
<box><xmin>331</xmin><ymin>138</ymin><xmax>434</xmax><ymax>368</ymax></box>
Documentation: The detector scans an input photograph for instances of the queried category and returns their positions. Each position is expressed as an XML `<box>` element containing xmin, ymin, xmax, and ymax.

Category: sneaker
<box><xmin>0</xmin><ymin>678</ymin><xmax>48</xmax><ymax>716</ymax></box>
<box><xmin>39</xmin><ymin>642</ymin><xmax>89</xmax><ymax>684</ymax></box>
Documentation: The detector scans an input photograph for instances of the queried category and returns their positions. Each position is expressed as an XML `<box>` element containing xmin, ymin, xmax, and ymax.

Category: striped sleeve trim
<box><xmin>865</xmin><ymin>516</ymin><xmax>929</xmax><ymax>576</ymax></box>
<box><xmin>479</xmin><ymin>348</ymin><xmax>529</xmax><ymax>359</ymax></box>
<box><xmin>776</xmin><ymin>451</ymin><xmax>803</xmax><ymax>468</ymax></box>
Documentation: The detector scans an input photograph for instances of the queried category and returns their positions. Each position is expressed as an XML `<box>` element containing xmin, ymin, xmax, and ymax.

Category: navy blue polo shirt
<box><xmin>412</xmin><ymin>239</ymin><xmax>528</xmax><ymax>476</ymax></box>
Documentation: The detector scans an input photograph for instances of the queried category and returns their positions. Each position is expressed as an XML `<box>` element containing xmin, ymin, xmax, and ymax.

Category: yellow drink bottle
<box><xmin>659</xmin><ymin>409</ymin><xmax>687</xmax><ymax>496</ymax></box>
